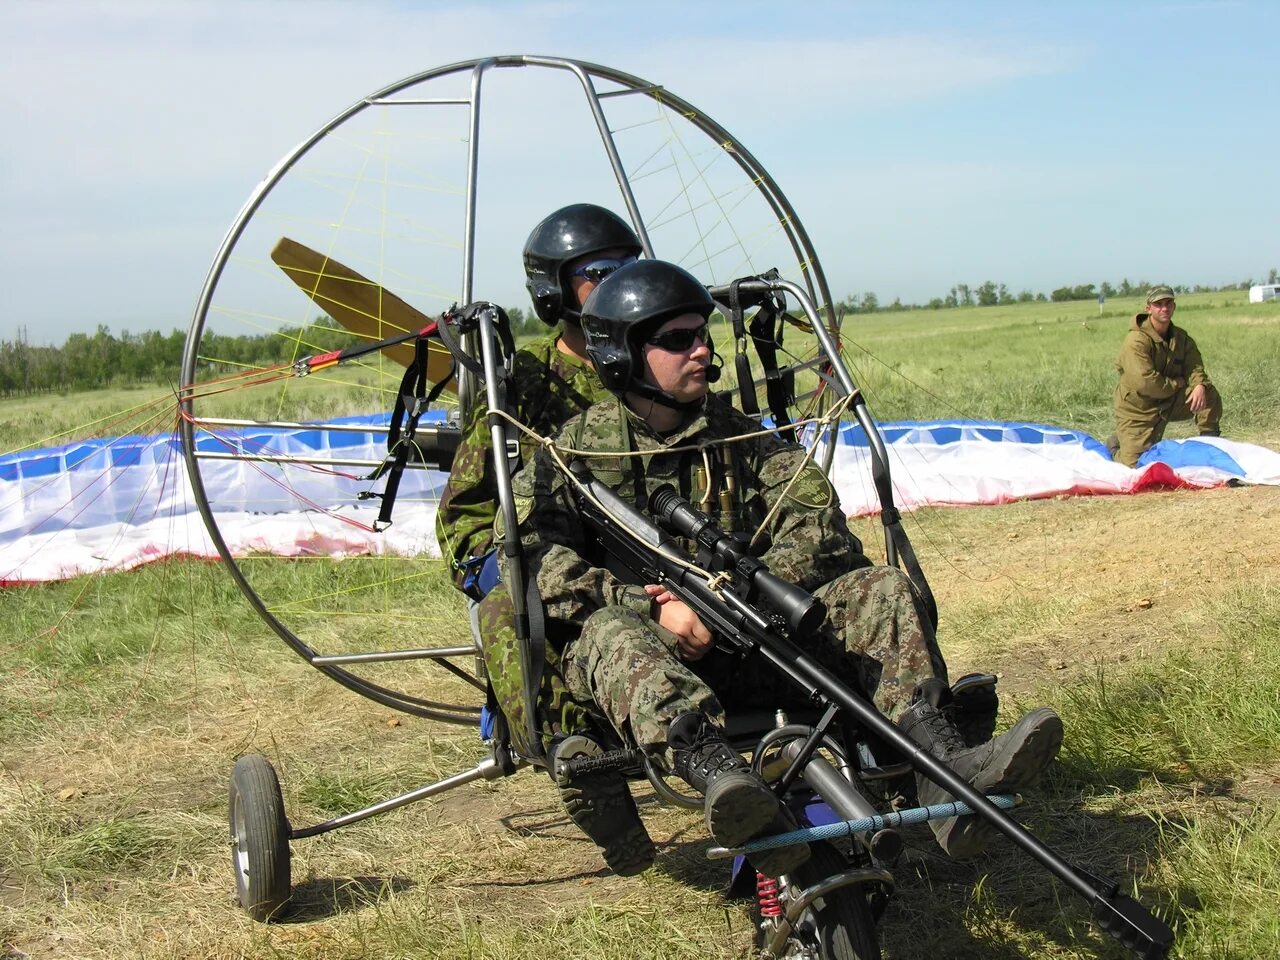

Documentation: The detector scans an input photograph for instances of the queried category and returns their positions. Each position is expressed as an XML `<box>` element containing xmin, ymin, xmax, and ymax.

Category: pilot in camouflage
<box><xmin>499</xmin><ymin>258</ymin><xmax>1063</xmax><ymax>876</ymax></box>
<box><xmin>503</xmin><ymin>393</ymin><xmax>947</xmax><ymax>748</ymax></box>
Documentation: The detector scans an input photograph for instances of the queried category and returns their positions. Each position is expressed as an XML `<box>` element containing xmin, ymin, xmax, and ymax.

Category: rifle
<box><xmin>569</xmin><ymin>459</ymin><xmax>1175</xmax><ymax>960</ymax></box>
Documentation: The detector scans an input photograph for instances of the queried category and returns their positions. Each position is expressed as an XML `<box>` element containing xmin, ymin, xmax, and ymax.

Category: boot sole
<box><xmin>934</xmin><ymin>708</ymin><xmax>1064</xmax><ymax>858</ymax></box>
<box><xmin>704</xmin><ymin>773</ymin><xmax>810</xmax><ymax>877</ymax></box>
<box><xmin>557</xmin><ymin>744</ymin><xmax>655</xmax><ymax>877</ymax></box>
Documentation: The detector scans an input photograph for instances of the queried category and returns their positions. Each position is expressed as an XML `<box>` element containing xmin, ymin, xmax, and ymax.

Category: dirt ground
<box><xmin>6</xmin><ymin>481</ymin><xmax>1279</xmax><ymax>958</ymax></box>
<box><xmin>287</xmin><ymin>482</ymin><xmax>1280</xmax><ymax>919</ymax></box>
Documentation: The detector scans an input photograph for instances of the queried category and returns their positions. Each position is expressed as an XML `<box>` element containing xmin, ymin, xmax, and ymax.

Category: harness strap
<box><xmin>749</xmin><ymin>300</ymin><xmax>796</xmax><ymax>430</ymax></box>
<box><xmin>728</xmin><ymin>280</ymin><xmax>760</xmax><ymax>417</ymax></box>
<box><xmin>369</xmin><ymin>335</ymin><xmax>433</xmax><ymax>529</ymax></box>
<box><xmin>882</xmin><ymin>506</ymin><xmax>939</xmax><ymax>629</ymax></box>
<box><xmin>522</xmin><ymin>549</ymin><xmax>548</xmax><ymax>758</ymax></box>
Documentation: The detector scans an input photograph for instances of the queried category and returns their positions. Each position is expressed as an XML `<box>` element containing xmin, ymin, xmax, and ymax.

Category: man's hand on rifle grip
<box><xmin>645</xmin><ymin>584</ymin><xmax>714</xmax><ymax>660</ymax></box>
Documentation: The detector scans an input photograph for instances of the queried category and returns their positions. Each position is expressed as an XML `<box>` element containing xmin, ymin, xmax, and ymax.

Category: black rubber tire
<box><xmin>228</xmin><ymin>754</ymin><xmax>292</xmax><ymax>922</ymax></box>
<box><xmin>755</xmin><ymin>841</ymin><xmax>881</xmax><ymax>960</ymax></box>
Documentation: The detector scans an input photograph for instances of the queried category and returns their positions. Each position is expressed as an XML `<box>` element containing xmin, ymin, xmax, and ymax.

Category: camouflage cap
<box><xmin>1145</xmin><ymin>284</ymin><xmax>1176</xmax><ymax>304</ymax></box>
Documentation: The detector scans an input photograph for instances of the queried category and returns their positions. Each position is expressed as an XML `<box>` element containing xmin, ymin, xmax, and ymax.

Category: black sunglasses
<box><xmin>646</xmin><ymin>323</ymin><xmax>710</xmax><ymax>352</ymax></box>
<box><xmin>570</xmin><ymin>255</ymin><xmax>638</xmax><ymax>282</ymax></box>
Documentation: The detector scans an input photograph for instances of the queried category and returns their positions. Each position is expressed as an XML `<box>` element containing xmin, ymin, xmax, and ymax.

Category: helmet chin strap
<box><xmin>627</xmin><ymin>379</ymin><xmax>707</xmax><ymax>413</ymax></box>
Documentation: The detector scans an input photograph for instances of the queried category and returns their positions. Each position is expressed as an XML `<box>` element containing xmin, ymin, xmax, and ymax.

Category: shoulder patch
<box><xmin>494</xmin><ymin>492</ymin><xmax>535</xmax><ymax>539</ymax></box>
<box><xmin>783</xmin><ymin>464</ymin><xmax>835</xmax><ymax>509</ymax></box>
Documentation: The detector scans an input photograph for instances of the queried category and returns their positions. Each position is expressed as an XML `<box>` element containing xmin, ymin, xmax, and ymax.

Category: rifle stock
<box><xmin>567</xmin><ymin>460</ymin><xmax>1174</xmax><ymax>959</ymax></box>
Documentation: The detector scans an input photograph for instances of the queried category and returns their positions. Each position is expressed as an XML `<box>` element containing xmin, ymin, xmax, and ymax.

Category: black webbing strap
<box><xmin>882</xmin><ymin>506</ymin><xmax>939</xmax><ymax>629</ymax></box>
<box><xmin>368</xmin><ymin>334</ymin><xmax>433</xmax><ymax>529</ymax></box>
<box><xmin>727</xmin><ymin>281</ymin><xmax>760</xmax><ymax>417</ymax></box>
<box><xmin>749</xmin><ymin>299</ymin><xmax>795</xmax><ymax>431</ymax></box>
<box><xmin>434</xmin><ymin>301</ymin><xmax>517</xmax><ymax>382</ymax></box>
<box><xmin>522</xmin><ymin>551</ymin><xmax>547</xmax><ymax>758</ymax></box>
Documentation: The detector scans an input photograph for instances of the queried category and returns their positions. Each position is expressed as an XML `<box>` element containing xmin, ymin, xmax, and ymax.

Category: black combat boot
<box><xmin>947</xmin><ymin>673</ymin><xmax>999</xmax><ymax>747</ymax></box>
<box><xmin>554</xmin><ymin>735</ymin><xmax>655</xmax><ymax>877</ymax></box>
<box><xmin>897</xmin><ymin>678</ymin><xmax>1063</xmax><ymax>858</ymax></box>
<box><xmin>667</xmin><ymin>712</ymin><xmax>809</xmax><ymax>877</ymax></box>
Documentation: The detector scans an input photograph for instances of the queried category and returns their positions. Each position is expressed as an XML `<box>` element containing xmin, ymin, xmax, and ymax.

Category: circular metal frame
<box><xmin>179</xmin><ymin>55</ymin><xmax>843</xmax><ymax>717</ymax></box>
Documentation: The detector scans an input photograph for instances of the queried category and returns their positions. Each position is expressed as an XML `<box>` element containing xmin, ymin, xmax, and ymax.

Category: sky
<box><xmin>2</xmin><ymin>0</ymin><xmax>1277</xmax><ymax>346</ymax></box>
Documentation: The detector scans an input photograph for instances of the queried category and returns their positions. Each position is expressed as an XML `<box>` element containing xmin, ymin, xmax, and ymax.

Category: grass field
<box><xmin>3</xmin><ymin>294</ymin><xmax>1279</xmax><ymax>959</ymax></box>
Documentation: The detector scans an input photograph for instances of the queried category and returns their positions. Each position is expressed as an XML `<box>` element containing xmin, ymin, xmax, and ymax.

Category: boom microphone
<box><xmin>705</xmin><ymin>352</ymin><xmax>722</xmax><ymax>383</ymax></box>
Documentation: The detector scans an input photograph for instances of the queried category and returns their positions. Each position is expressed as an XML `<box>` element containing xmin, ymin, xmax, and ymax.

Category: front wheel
<box><xmin>229</xmin><ymin>754</ymin><xmax>292</xmax><ymax>922</ymax></box>
<box><xmin>754</xmin><ymin>841</ymin><xmax>881</xmax><ymax>960</ymax></box>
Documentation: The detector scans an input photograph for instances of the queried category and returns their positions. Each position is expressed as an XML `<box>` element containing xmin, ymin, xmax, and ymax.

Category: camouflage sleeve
<box><xmin>434</xmin><ymin>397</ymin><xmax>498</xmax><ymax>589</ymax></box>
<box><xmin>1117</xmin><ymin>332</ymin><xmax>1180</xmax><ymax>400</ymax></box>
<box><xmin>434</xmin><ymin>336</ymin><xmax>598</xmax><ymax>593</ymax></box>
<box><xmin>513</xmin><ymin>453</ymin><xmax>652</xmax><ymax>629</ymax></box>
<box><xmin>755</xmin><ymin>447</ymin><xmax>869</xmax><ymax>591</ymax></box>
<box><xmin>1183</xmin><ymin>334</ymin><xmax>1211</xmax><ymax>388</ymax></box>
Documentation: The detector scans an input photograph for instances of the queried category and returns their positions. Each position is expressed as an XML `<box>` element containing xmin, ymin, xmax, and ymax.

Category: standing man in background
<box><xmin>1109</xmin><ymin>285</ymin><xmax>1222</xmax><ymax>467</ymax></box>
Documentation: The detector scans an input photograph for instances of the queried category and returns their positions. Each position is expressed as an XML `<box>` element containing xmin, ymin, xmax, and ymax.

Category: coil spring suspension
<box><xmin>756</xmin><ymin>872</ymin><xmax>783</xmax><ymax>918</ymax></box>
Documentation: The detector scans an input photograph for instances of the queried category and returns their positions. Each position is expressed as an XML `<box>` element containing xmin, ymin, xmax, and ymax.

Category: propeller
<box><xmin>270</xmin><ymin>237</ymin><xmax>456</xmax><ymax>389</ymax></box>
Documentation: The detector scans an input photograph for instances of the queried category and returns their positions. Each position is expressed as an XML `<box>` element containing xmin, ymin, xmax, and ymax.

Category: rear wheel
<box><xmin>229</xmin><ymin>754</ymin><xmax>292</xmax><ymax>922</ymax></box>
<box><xmin>755</xmin><ymin>841</ymin><xmax>881</xmax><ymax>960</ymax></box>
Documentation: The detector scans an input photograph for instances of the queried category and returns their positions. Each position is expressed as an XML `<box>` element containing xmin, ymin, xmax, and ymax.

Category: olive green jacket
<box><xmin>1113</xmin><ymin>313</ymin><xmax>1211</xmax><ymax>421</ymax></box>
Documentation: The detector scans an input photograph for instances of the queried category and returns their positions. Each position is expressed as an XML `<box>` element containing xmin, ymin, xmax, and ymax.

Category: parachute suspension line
<box><xmin>177</xmin><ymin>362</ymin><xmax>295</xmax><ymax>404</ymax></box>
<box><xmin>3</xmin><ymin>389</ymin><xmax>183</xmax><ymax>459</ymax></box>
<box><xmin>175</xmin><ymin>409</ymin><xmax>381</xmax><ymax>534</ymax></box>
<box><xmin>645</xmin><ymin>90</ymin><xmax>766</xmax><ymax>282</ymax></box>
<box><xmin>1</xmin><ymin>402</ymin><xmax>188</xmax><ymax>586</ymax></box>
<box><xmin>262</xmin><ymin>564</ymin><xmax>444</xmax><ymax>620</ymax></box>
<box><xmin>278</xmin><ymin>139</ymin><xmax>384</xmax><ymax>382</ymax></box>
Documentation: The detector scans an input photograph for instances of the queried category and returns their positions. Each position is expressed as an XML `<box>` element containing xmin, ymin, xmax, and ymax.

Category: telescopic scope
<box><xmin>648</xmin><ymin>484</ymin><xmax>826</xmax><ymax>635</ymax></box>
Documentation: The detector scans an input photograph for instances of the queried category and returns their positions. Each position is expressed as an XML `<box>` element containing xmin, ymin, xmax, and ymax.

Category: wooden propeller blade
<box><xmin>270</xmin><ymin>237</ymin><xmax>456</xmax><ymax>389</ymax></box>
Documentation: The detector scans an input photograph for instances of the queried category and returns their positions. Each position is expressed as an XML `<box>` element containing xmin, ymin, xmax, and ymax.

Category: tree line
<box><xmin>0</xmin><ymin>311</ymin><xmax>547</xmax><ymax>399</ymax></box>
<box><xmin>0</xmin><ymin>318</ymin><xmax>364</xmax><ymax>399</ymax></box>
<box><xmin>4</xmin><ymin>269</ymin><xmax>1276</xmax><ymax>398</ymax></box>
<box><xmin>836</xmin><ymin>269</ymin><xmax>1279</xmax><ymax>315</ymax></box>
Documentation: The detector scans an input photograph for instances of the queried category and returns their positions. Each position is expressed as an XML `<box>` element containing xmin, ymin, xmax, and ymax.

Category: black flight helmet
<box><xmin>522</xmin><ymin>203</ymin><xmax>643</xmax><ymax>326</ymax></box>
<box><xmin>579</xmin><ymin>259</ymin><xmax>716</xmax><ymax>407</ymax></box>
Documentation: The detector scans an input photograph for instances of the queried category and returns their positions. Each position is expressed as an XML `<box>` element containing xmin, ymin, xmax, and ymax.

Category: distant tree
<box><xmin>997</xmin><ymin>283</ymin><xmax>1014</xmax><ymax>305</ymax></box>
<box><xmin>1269</xmin><ymin>267</ymin><xmax>1278</xmax><ymax>284</ymax></box>
<box><xmin>956</xmin><ymin>283</ymin><xmax>973</xmax><ymax>306</ymax></box>
<box><xmin>927</xmin><ymin>297</ymin><xmax>945</xmax><ymax>310</ymax></box>
<box><xmin>861</xmin><ymin>291</ymin><xmax>879</xmax><ymax>313</ymax></box>
<box><xmin>1050</xmin><ymin>287</ymin><xmax>1074</xmax><ymax>302</ymax></box>
<box><xmin>1035</xmin><ymin>292</ymin><xmax>1048</xmax><ymax>302</ymax></box>
<box><xmin>1118</xmin><ymin>278</ymin><xmax>1135</xmax><ymax>297</ymax></box>
<box><xmin>945</xmin><ymin>287</ymin><xmax>959</xmax><ymax>308</ymax></box>
<box><xmin>1016</xmin><ymin>289</ymin><xmax>1036</xmax><ymax>303</ymax></box>
<box><xmin>1101</xmin><ymin>281</ymin><xmax>1116</xmax><ymax>298</ymax></box>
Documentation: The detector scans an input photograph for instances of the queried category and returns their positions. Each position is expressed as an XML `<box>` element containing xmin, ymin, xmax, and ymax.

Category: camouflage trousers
<box><xmin>561</xmin><ymin>566</ymin><xmax>947</xmax><ymax>766</ymax></box>
<box><xmin>476</xmin><ymin>582</ymin><xmax>600</xmax><ymax>758</ymax></box>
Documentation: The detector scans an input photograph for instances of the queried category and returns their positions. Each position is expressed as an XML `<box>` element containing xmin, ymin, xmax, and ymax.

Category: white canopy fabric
<box><xmin>4</xmin><ymin>418</ymin><xmax>1278</xmax><ymax>584</ymax></box>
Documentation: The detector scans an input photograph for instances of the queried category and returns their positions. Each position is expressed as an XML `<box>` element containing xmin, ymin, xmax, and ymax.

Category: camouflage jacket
<box><xmin>506</xmin><ymin>394</ymin><xmax>869</xmax><ymax>647</ymax></box>
<box><xmin>434</xmin><ymin>330</ymin><xmax>612</xmax><ymax>590</ymax></box>
<box><xmin>1114</xmin><ymin>314</ymin><xmax>1211</xmax><ymax>420</ymax></box>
